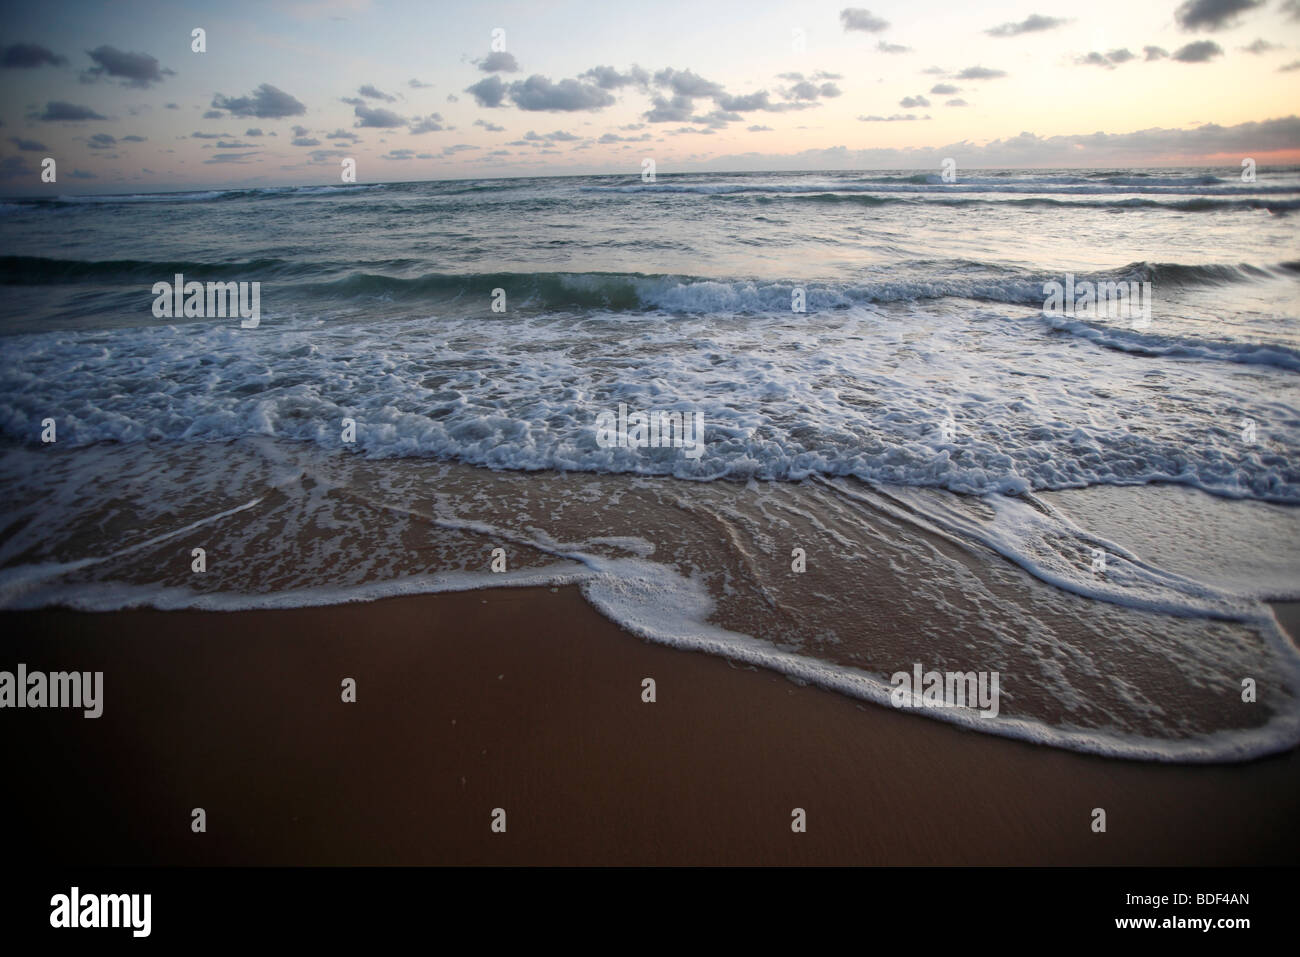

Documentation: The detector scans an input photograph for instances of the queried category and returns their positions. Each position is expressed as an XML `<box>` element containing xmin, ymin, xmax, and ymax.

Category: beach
<box><xmin>6</xmin><ymin>587</ymin><xmax>1299</xmax><ymax>866</ymax></box>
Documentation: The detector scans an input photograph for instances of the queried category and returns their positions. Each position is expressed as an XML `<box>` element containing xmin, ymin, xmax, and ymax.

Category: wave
<box><xmin>756</xmin><ymin>193</ymin><xmax>1300</xmax><ymax>213</ymax></box>
<box><xmin>6</xmin><ymin>256</ymin><xmax>1290</xmax><ymax>311</ymax></box>
<box><xmin>2</xmin><ymin>183</ymin><xmax>386</xmax><ymax>208</ymax></box>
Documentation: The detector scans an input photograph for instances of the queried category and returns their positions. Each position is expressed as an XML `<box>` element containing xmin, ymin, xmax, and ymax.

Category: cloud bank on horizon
<box><xmin>1</xmin><ymin>0</ymin><xmax>1298</xmax><ymax>191</ymax></box>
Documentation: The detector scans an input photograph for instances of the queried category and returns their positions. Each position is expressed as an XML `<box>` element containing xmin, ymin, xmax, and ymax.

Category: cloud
<box><xmin>523</xmin><ymin>129</ymin><xmax>580</xmax><ymax>142</ymax></box>
<box><xmin>474</xmin><ymin>118</ymin><xmax>505</xmax><ymax>132</ymax></box>
<box><xmin>464</xmin><ymin>74</ymin><xmax>507</xmax><ymax>107</ymax></box>
<box><xmin>985</xmin><ymin>14</ymin><xmax>1069</xmax><ymax>37</ymax></box>
<box><xmin>211</xmin><ymin>83</ymin><xmax>307</xmax><ymax>118</ymax></box>
<box><xmin>900</xmin><ymin>95</ymin><xmax>930</xmax><ymax>108</ymax></box>
<box><xmin>1075</xmin><ymin>49</ymin><xmax>1135</xmax><ymax>67</ymax></box>
<box><xmin>840</xmin><ymin>8</ymin><xmax>890</xmax><ymax>32</ymax></box>
<box><xmin>9</xmin><ymin>137</ymin><xmax>47</xmax><ymax>151</ymax></box>
<box><xmin>858</xmin><ymin>113</ymin><xmax>929</xmax><ymax>121</ymax></box>
<box><xmin>784</xmin><ymin>80</ymin><xmax>841</xmax><ymax>100</ymax></box>
<box><xmin>1279</xmin><ymin>59</ymin><xmax>1300</xmax><ymax>71</ymax></box>
<box><xmin>1</xmin><ymin>43</ymin><xmax>67</xmax><ymax>68</ymax></box>
<box><xmin>878</xmin><ymin>41</ymin><xmax>911</xmax><ymax>53</ymax></box>
<box><xmin>1241</xmin><ymin>39</ymin><xmax>1281</xmax><ymax>53</ymax></box>
<box><xmin>327</xmin><ymin>128</ymin><xmax>360</xmax><ymax>141</ymax></box>
<box><xmin>408</xmin><ymin>78</ymin><xmax>432</xmax><ymax>88</ymax></box>
<box><xmin>509</xmin><ymin>74</ymin><xmax>615</xmax><ymax>111</ymax></box>
<box><xmin>0</xmin><ymin>156</ymin><xmax>34</xmax><ymax>181</ymax></box>
<box><xmin>87</xmin><ymin>133</ymin><xmax>117</xmax><ymax>149</ymax></box>
<box><xmin>1175</xmin><ymin>0</ymin><xmax>1264</xmax><ymax>31</ymax></box>
<box><xmin>70</xmin><ymin>169</ymin><xmax>97</xmax><ymax>178</ymax></box>
<box><xmin>82</xmin><ymin>45</ymin><xmax>172</xmax><ymax>87</ymax></box>
<box><xmin>956</xmin><ymin>66</ymin><xmax>1008</xmax><ymax>79</ymax></box>
<box><xmin>245</xmin><ymin>127</ymin><xmax>264</xmax><ymax>136</ymax></box>
<box><xmin>203</xmin><ymin>152</ymin><xmax>259</xmax><ymax>164</ymax></box>
<box><xmin>747</xmin><ymin>124</ymin><xmax>773</xmax><ymax>132</ymax></box>
<box><xmin>1284</xmin><ymin>0</ymin><xmax>1300</xmax><ymax>21</ymax></box>
<box><xmin>31</xmin><ymin>101</ymin><xmax>107</xmax><ymax>121</ymax></box>
<box><xmin>121</xmin><ymin>134</ymin><xmax>145</xmax><ymax>142</ymax></box>
<box><xmin>202</xmin><ymin>110</ymin><xmax>224</xmax><ymax>119</ymax></box>
<box><xmin>191</xmin><ymin>131</ymin><xmax>228</xmax><ymax>139</ymax></box>
<box><xmin>1173</xmin><ymin>40</ymin><xmax>1224</xmax><ymax>62</ymax></box>
<box><xmin>358</xmin><ymin>84</ymin><xmax>396</xmax><ymax>102</ymax></box>
<box><xmin>930</xmin><ymin>83</ymin><xmax>959</xmax><ymax>94</ymax></box>
<box><xmin>479</xmin><ymin>51</ymin><xmax>519</xmax><ymax>73</ymax></box>
<box><xmin>292</xmin><ymin>136</ymin><xmax>321</xmax><ymax>146</ymax></box>
<box><xmin>654</xmin><ymin>67</ymin><xmax>726</xmax><ymax>98</ymax></box>
<box><xmin>581</xmin><ymin>64</ymin><xmax>649</xmax><ymax>89</ymax></box>
<box><xmin>1144</xmin><ymin>46</ymin><xmax>1169</xmax><ymax>60</ymax></box>
<box><xmin>354</xmin><ymin>104</ymin><xmax>406</xmax><ymax>127</ymax></box>
<box><xmin>946</xmin><ymin>98</ymin><xmax>969</xmax><ymax>107</ymax></box>
<box><xmin>165</xmin><ymin>102</ymin><xmax>179</xmax><ymax>109</ymax></box>
<box><xmin>705</xmin><ymin>116</ymin><xmax>1300</xmax><ymax>171</ymax></box>
<box><xmin>408</xmin><ymin>113</ymin><xmax>446</xmax><ymax>133</ymax></box>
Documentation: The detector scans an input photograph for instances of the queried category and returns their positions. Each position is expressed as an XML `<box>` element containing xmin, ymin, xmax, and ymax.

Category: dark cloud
<box><xmin>479</xmin><ymin>51</ymin><xmax>519</xmax><ymax>73</ymax></box>
<box><xmin>82</xmin><ymin>45</ymin><xmax>171</xmax><ymax>87</ymax></box>
<box><xmin>900</xmin><ymin>95</ymin><xmax>930</xmax><ymax>108</ymax></box>
<box><xmin>408</xmin><ymin>113</ymin><xmax>446</xmax><ymax>133</ymax></box>
<box><xmin>202</xmin><ymin>110</ymin><xmax>224</xmax><ymax>119</ymax></box>
<box><xmin>1175</xmin><ymin>0</ymin><xmax>1263</xmax><ymax>31</ymax></box>
<box><xmin>245</xmin><ymin>127</ymin><xmax>264</xmax><ymax>136</ymax></box>
<box><xmin>474</xmin><ymin>118</ymin><xmax>506</xmax><ymax>132</ymax></box>
<box><xmin>211</xmin><ymin>84</ymin><xmax>306</xmax><ymax>118</ymax></box>
<box><xmin>326</xmin><ymin>128</ymin><xmax>360</xmax><ymax>141</ymax></box>
<box><xmin>1144</xmin><ymin>46</ymin><xmax>1169</xmax><ymax>60</ymax></box>
<box><xmin>930</xmin><ymin>83</ymin><xmax>959</xmax><ymax>94</ymax></box>
<box><xmin>1173</xmin><ymin>40</ymin><xmax>1224</xmax><ymax>62</ymax></box>
<box><xmin>121</xmin><ymin>134</ymin><xmax>145</xmax><ymax>142</ymax></box>
<box><xmin>70</xmin><ymin>169</ymin><xmax>96</xmax><ymax>178</ymax></box>
<box><xmin>985</xmin><ymin>14</ymin><xmax>1069</xmax><ymax>37</ymax></box>
<box><xmin>464</xmin><ymin>75</ymin><xmax>507</xmax><ymax>107</ymax></box>
<box><xmin>31</xmin><ymin>101</ymin><xmax>107</xmax><ymax>121</ymax></box>
<box><xmin>292</xmin><ymin>136</ymin><xmax>321</xmax><ymax>146</ymax></box>
<box><xmin>353</xmin><ymin>104</ymin><xmax>406</xmax><ymax>127</ymax></box>
<box><xmin>165</xmin><ymin>102</ymin><xmax>179</xmax><ymax>109</ymax></box>
<box><xmin>1</xmin><ymin>43</ymin><xmax>67</xmax><ymax>68</ymax></box>
<box><xmin>358</xmin><ymin>84</ymin><xmax>396</xmax><ymax>102</ymax></box>
<box><xmin>509</xmin><ymin>75</ymin><xmax>615</xmax><ymax>111</ymax></box>
<box><xmin>9</xmin><ymin>137</ymin><xmax>47</xmax><ymax>151</ymax></box>
<box><xmin>87</xmin><ymin>133</ymin><xmax>115</xmax><ymax>149</ymax></box>
<box><xmin>840</xmin><ymin>8</ymin><xmax>890</xmax><ymax>32</ymax></box>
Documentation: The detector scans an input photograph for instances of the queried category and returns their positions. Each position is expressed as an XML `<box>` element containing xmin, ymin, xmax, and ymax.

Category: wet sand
<box><xmin>4</xmin><ymin>586</ymin><xmax>1299</xmax><ymax>866</ymax></box>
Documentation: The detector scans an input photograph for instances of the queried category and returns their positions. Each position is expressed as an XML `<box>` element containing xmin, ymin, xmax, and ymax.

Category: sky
<box><xmin>1</xmin><ymin>0</ymin><xmax>1299</xmax><ymax>192</ymax></box>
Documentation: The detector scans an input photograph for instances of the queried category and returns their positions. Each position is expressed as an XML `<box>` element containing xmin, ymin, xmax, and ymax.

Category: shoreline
<box><xmin>5</xmin><ymin>585</ymin><xmax>1299</xmax><ymax>866</ymax></box>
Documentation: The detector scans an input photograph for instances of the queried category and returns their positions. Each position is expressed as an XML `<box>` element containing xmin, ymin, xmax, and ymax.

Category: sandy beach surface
<box><xmin>6</xmin><ymin>588</ymin><xmax>1298</xmax><ymax>866</ymax></box>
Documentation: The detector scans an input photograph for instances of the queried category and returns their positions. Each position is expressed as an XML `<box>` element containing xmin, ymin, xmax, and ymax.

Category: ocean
<box><xmin>2</xmin><ymin>167</ymin><xmax>1299</xmax><ymax>762</ymax></box>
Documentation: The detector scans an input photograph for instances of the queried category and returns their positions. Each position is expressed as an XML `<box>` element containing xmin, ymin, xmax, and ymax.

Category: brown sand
<box><xmin>4</xmin><ymin>587</ymin><xmax>1299</xmax><ymax>865</ymax></box>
